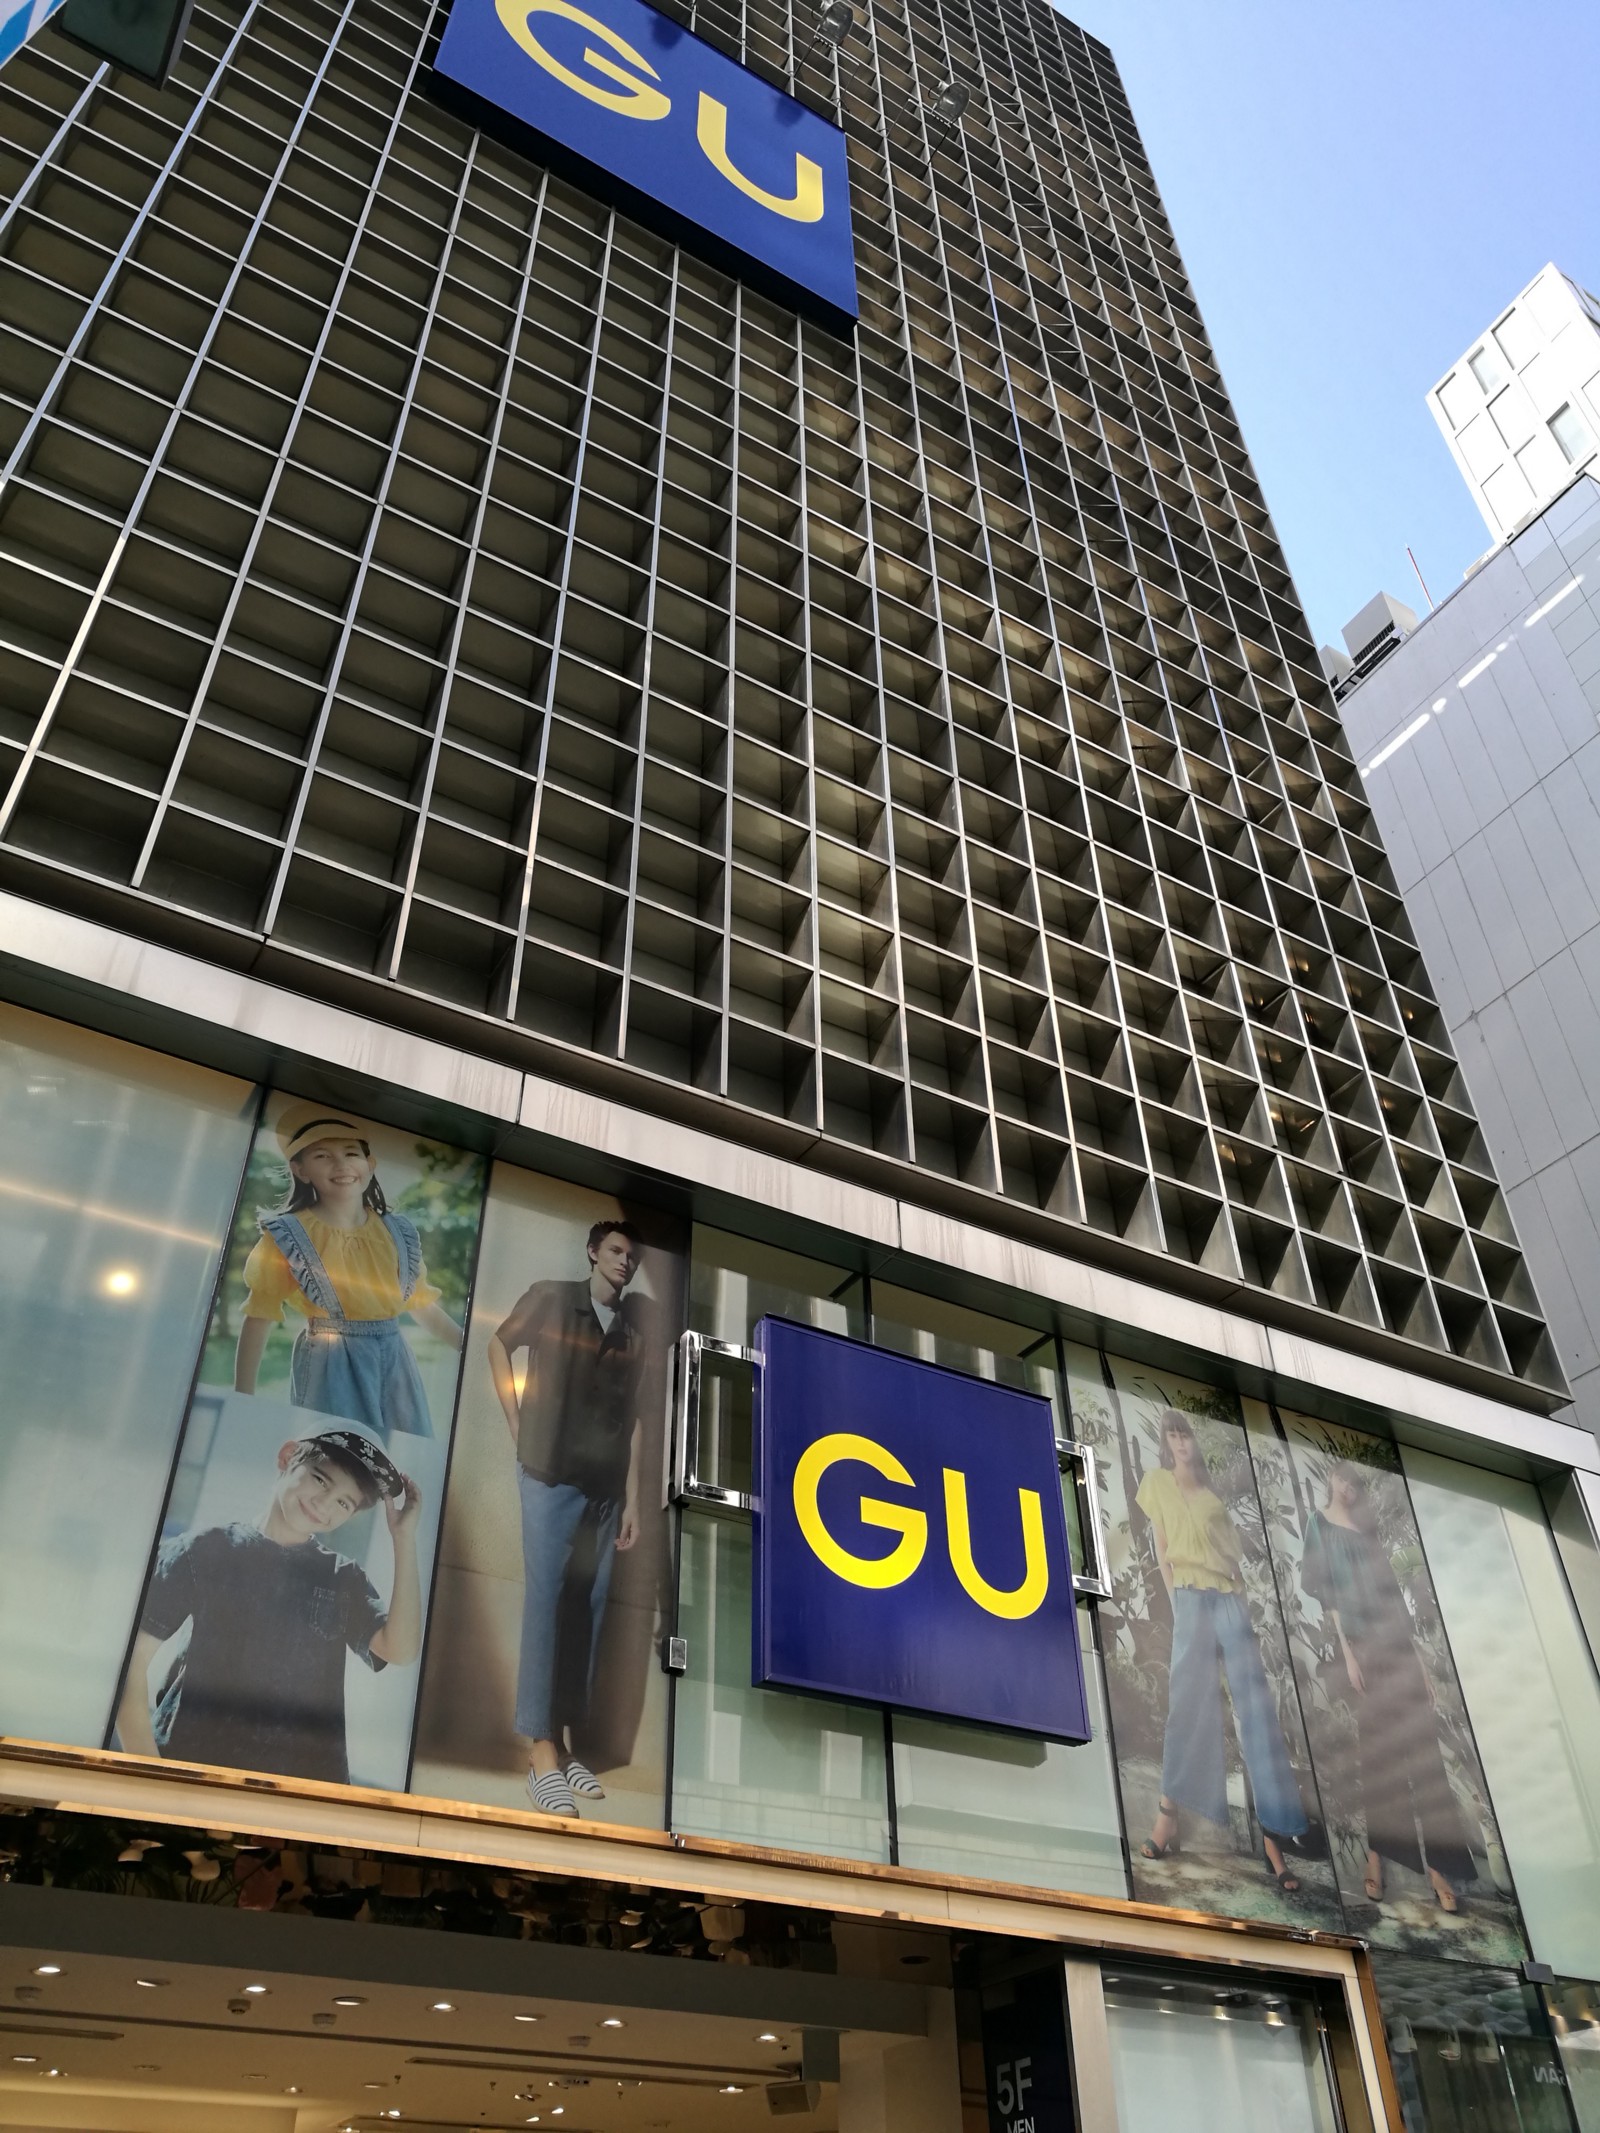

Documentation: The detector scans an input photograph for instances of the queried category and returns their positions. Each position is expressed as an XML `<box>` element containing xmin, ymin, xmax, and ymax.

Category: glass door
<box><xmin>1102</xmin><ymin>1967</ymin><xmax>1345</xmax><ymax>2133</ymax></box>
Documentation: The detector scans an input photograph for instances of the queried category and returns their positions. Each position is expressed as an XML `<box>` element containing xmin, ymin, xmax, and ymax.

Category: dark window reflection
<box><xmin>1372</xmin><ymin>1955</ymin><xmax>1577</xmax><ymax>2133</ymax></box>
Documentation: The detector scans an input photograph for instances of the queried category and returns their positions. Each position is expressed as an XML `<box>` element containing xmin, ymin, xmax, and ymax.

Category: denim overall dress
<box><xmin>258</xmin><ymin>1210</ymin><xmax>433</xmax><ymax>1441</ymax></box>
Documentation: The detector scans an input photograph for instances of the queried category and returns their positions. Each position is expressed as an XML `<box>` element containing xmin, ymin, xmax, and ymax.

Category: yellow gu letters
<box><xmin>495</xmin><ymin>0</ymin><xmax>824</xmax><ymax>223</ymax></box>
<box><xmin>793</xmin><ymin>1431</ymin><xmax>1051</xmax><ymax>1620</ymax></box>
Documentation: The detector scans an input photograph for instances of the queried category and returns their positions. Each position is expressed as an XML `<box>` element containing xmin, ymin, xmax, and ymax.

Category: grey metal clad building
<box><xmin>0</xmin><ymin>0</ymin><xmax>1561</xmax><ymax>1406</ymax></box>
<box><xmin>1339</xmin><ymin>473</ymin><xmax>1600</xmax><ymax>1440</ymax></box>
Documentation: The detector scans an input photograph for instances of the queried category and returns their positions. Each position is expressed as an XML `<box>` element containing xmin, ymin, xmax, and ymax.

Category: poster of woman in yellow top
<box><xmin>107</xmin><ymin>1092</ymin><xmax>486</xmax><ymax>1793</ymax></box>
<box><xmin>1060</xmin><ymin>1345</ymin><xmax>1341</xmax><ymax>1931</ymax></box>
<box><xmin>234</xmin><ymin>1098</ymin><xmax>470</xmax><ymax>1441</ymax></box>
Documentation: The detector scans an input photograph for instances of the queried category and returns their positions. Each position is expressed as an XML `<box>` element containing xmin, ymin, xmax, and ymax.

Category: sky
<box><xmin>1061</xmin><ymin>0</ymin><xmax>1600</xmax><ymax>651</ymax></box>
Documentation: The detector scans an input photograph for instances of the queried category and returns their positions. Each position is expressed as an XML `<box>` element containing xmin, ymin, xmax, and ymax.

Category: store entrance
<box><xmin>969</xmin><ymin>1942</ymin><xmax>1380</xmax><ymax>2133</ymax></box>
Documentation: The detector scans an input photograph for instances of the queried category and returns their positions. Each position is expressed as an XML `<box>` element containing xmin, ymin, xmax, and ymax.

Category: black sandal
<box><xmin>1140</xmin><ymin>1803</ymin><xmax>1180</xmax><ymax>1860</ymax></box>
<box><xmin>1266</xmin><ymin>1853</ymin><xmax>1301</xmax><ymax>1894</ymax></box>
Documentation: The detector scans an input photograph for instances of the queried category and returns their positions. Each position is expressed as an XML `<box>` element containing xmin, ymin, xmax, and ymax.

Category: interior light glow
<box><xmin>101</xmin><ymin>1267</ymin><xmax>139</xmax><ymax>1296</ymax></box>
<box><xmin>33</xmin><ymin>1965</ymin><xmax>62</xmax><ymax>1976</ymax></box>
<box><xmin>600</xmin><ymin>2017</ymin><xmax>625</xmax><ymax>2029</ymax></box>
<box><xmin>432</xmin><ymin>2001</ymin><xmax>455</xmax><ymax>2013</ymax></box>
<box><xmin>513</xmin><ymin>2013</ymin><xmax>541</xmax><ymax>2023</ymax></box>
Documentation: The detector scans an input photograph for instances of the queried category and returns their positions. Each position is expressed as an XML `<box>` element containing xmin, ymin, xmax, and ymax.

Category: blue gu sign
<box><xmin>433</xmin><ymin>0</ymin><xmax>858</xmax><ymax>329</ymax></box>
<box><xmin>751</xmin><ymin>1319</ymin><xmax>1092</xmax><ymax>1741</ymax></box>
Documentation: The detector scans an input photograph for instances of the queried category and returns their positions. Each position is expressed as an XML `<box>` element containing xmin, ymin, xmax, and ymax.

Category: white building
<box><xmin>1429</xmin><ymin>263</ymin><xmax>1600</xmax><ymax>541</ymax></box>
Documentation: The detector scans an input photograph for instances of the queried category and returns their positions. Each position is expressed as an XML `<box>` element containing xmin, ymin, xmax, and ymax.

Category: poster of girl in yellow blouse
<box><xmin>107</xmin><ymin>1092</ymin><xmax>486</xmax><ymax>1793</ymax></box>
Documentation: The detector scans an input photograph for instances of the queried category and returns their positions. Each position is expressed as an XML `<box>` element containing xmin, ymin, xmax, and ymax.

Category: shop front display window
<box><xmin>1103</xmin><ymin>1965</ymin><xmax>1344</xmax><ymax>2133</ymax></box>
<box><xmin>1373</xmin><ymin>1955</ymin><xmax>1578</xmax><ymax>2133</ymax></box>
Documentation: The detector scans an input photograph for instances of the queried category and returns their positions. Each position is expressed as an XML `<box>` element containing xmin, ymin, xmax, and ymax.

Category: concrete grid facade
<box><xmin>0</xmin><ymin>0</ymin><xmax>1562</xmax><ymax>1400</ymax></box>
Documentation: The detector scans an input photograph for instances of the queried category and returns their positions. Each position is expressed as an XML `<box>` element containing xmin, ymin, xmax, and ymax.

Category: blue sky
<box><xmin>1061</xmin><ymin>0</ymin><xmax>1600</xmax><ymax>649</ymax></box>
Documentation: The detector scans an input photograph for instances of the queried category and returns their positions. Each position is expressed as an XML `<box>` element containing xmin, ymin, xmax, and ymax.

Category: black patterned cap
<box><xmin>296</xmin><ymin>1429</ymin><xmax>404</xmax><ymax>1504</ymax></box>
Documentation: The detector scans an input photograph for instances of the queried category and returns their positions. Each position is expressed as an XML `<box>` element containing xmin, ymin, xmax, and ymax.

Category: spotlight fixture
<box><xmin>32</xmin><ymin>1965</ymin><xmax>62</xmax><ymax>1977</ymax></box>
<box><xmin>803</xmin><ymin>0</ymin><xmax>852</xmax><ymax>53</ymax></box>
<box><xmin>431</xmin><ymin>2001</ymin><xmax>455</xmax><ymax>2013</ymax></box>
<box><xmin>243</xmin><ymin>1984</ymin><xmax>270</xmax><ymax>1996</ymax></box>
<box><xmin>333</xmin><ymin>1996</ymin><xmax>366</xmax><ymax>2008</ymax></box>
<box><xmin>513</xmin><ymin>2013</ymin><xmax>541</xmax><ymax>2024</ymax></box>
<box><xmin>135</xmin><ymin>1979</ymin><xmax>168</xmax><ymax>1990</ymax></box>
<box><xmin>599</xmin><ymin>2017</ymin><xmax>625</xmax><ymax>2029</ymax></box>
<box><xmin>757</xmin><ymin>2032</ymin><xmax>780</xmax><ymax>2043</ymax></box>
<box><xmin>928</xmin><ymin>77</ymin><xmax>970</xmax><ymax>125</ymax></box>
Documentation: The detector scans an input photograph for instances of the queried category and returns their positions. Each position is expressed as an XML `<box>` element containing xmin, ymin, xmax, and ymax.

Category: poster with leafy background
<box><xmin>1063</xmin><ymin>1343</ymin><xmax>1341</xmax><ymax>1929</ymax></box>
<box><xmin>1247</xmin><ymin>1401</ymin><xmax>1526</xmax><ymax>1964</ymax></box>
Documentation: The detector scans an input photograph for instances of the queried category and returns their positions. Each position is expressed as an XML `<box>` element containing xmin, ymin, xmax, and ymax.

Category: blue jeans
<box><xmin>515</xmin><ymin>1471</ymin><xmax>620</xmax><ymax>1744</ymax></box>
<box><xmin>1161</xmin><ymin>1587</ymin><xmax>1307</xmax><ymax>1838</ymax></box>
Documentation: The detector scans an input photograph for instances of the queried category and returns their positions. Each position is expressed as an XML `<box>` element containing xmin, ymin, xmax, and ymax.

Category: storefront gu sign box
<box><xmin>432</xmin><ymin>0</ymin><xmax>858</xmax><ymax>330</ymax></box>
<box><xmin>752</xmin><ymin>1319</ymin><xmax>1092</xmax><ymax>1741</ymax></box>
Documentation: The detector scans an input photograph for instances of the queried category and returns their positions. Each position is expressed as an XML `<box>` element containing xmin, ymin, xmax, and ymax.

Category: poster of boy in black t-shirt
<box><xmin>115</xmin><ymin>1430</ymin><xmax>423</xmax><ymax>1786</ymax></box>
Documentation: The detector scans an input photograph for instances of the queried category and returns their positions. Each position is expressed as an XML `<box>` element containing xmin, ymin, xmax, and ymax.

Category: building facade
<box><xmin>1</xmin><ymin>1</ymin><xmax>1599</xmax><ymax>2130</ymax></box>
<box><xmin>1428</xmin><ymin>265</ymin><xmax>1600</xmax><ymax>546</ymax></box>
<box><xmin>1340</xmin><ymin>475</ymin><xmax>1600</xmax><ymax>1455</ymax></box>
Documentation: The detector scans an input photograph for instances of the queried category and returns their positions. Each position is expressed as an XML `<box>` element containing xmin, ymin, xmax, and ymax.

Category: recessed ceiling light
<box><xmin>33</xmin><ymin>1965</ymin><xmax>62</xmax><ymax>1977</ymax></box>
<box><xmin>45</xmin><ymin>2069</ymin><xmax>63</xmax><ymax>2078</ymax></box>
<box><xmin>720</xmin><ymin>2085</ymin><xmax>744</xmax><ymax>2094</ymax></box>
<box><xmin>756</xmin><ymin>2032</ymin><xmax>779</xmax><ymax>2043</ymax></box>
<box><xmin>135</xmin><ymin>1978</ymin><xmax>167</xmax><ymax>1990</ymax></box>
<box><xmin>600</xmin><ymin>2017</ymin><xmax>624</xmax><ymax>2029</ymax></box>
<box><xmin>513</xmin><ymin>2013</ymin><xmax>541</xmax><ymax>2024</ymax></box>
<box><xmin>333</xmin><ymin>1995</ymin><xmax>366</xmax><ymax>2008</ymax></box>
<box><xmin>365</xmin><ymin>2082</ymin><xmax>388</xmax><ymax>2090</ymax></box>
<box><xmin>11</xmin><ymin>2055</ymin><xmax>37</xmax><ymax>2064</ymax></box>
<box><xmin>432</xmin><ymin>2001</ymin><xmax>455</xmax><ymax>2013</ymax></box>
<box><xmin>285</xmin><ymin>2086</ymin><xmax>302</xmax><ymax>2095</ymax></box>
<box><xmin>243</xmin><ymin>1984</ymin><xmax>269</xmax><ymax>1996</ymax></box>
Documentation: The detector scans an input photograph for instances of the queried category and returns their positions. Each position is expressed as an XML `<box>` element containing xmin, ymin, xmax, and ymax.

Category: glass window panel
<box><xmin>1551</xmin><ymin>403</ymin><xmax>1593</xmax><ymax>464</ymax></box>
<box><xmin>0</xmin><ymin>1005</ymin><xmax>255</xmax><ymax>1746</ymax></box>
<box><xmin>890</xmin><ymin>1606</ymin><xmax>1126</xmax><ymax>1895</ymax></box>
<box><xmin>1547</xmin><ymin>1979</ymin><xmax>1600</xmax><ymax>2133</ymax></box>
<box><xmin>1469</xmin><ymin>343</ymin><xmax>1507</xmax><ymax>393</ymax></box>
<box><xmin>1373</xmin><ymin>1955</ymin><xmax>1576</xmax><ymax>2133</ymax></box>
<box><xmin>869</xmin><ymin>1282</ymin><xmax>1060</xmax><ymax>1409</ymax></box>
<box><xmin>671</xmin><ymin>1508</ymin><xmax>890</xmax><ymax>1860</ymax></box>
<box><xmin>1104</xmin><ymin>1967</ymin><xmax>1341</xmax><ymax>2133</ymax></box>
<box><xmin>1402</xmin><ymin>1446</ymin><xmax>1600</xmax><ymax>1980</ymax></box>
<box><xmin>689</xmin><ymin>1224</ymin><xmax>865</xmax><ymax>1343</ymax></box>
<box><xmin>688</xmin><ymin>1225</ymin><xmax>864</xmax><ymax>1497</ymax></box>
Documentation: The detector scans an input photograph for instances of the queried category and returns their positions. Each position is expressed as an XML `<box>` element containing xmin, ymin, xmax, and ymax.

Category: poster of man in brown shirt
<box><xmin>488</xmin><ymin>1219</ymin><xmax>652</xmax><ymax>1819</ymax></box>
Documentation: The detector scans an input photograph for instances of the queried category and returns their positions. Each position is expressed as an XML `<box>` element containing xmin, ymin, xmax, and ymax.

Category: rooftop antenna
<box><xmin>1407</xmin><ymin>545</ymin><xmax>1436</xmax><ymax>613</ymax></box>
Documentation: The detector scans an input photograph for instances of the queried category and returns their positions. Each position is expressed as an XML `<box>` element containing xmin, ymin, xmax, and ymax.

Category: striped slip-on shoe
<box><xmin>564</xmin><ymin>1759</ymin><xmax>606</xmax><ymax>1800</ymax></box>
<box><xmin>527</xmin><ymin>1768</ymin><xmax>578</xmax><ymax>1817</ymax></box>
